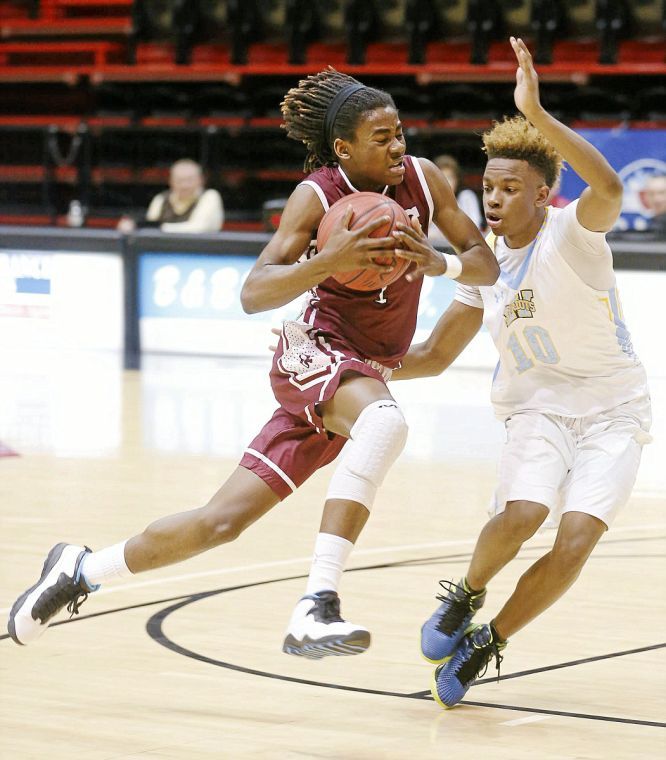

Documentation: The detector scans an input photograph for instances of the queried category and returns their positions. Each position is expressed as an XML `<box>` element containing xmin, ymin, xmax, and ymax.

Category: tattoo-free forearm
<box><xmin>241</xmin><ymin>255</ymin><xmax>331</xmax><ymax>313</ymax></box>
<box><xmin>394</xmin><ymin>301</ymin><xmax>483</xmax><ymax>380</ymax></box>
<box><xmin>457</xmin><ymin>243</ymin><xmax>500</xmax><ymax>286</ymax></box>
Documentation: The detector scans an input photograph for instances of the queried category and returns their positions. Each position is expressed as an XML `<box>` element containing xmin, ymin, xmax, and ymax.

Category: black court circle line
<box><xmin>146</xmin><ymin>591</ymin><xmax>666</xmax><ymax>727</ymax></box>
<box><xmin>141</xmin><ymin>563</ymin><xmax>666</xmax><ymax>728</ymax></box>
<box><xmin>4</xmin><ymin>552</ymin><xmax>666</xmax><ymax>727</ymax></box>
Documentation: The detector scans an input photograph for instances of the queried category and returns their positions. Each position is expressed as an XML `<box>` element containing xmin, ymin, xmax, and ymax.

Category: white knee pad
<box><xmin>326</xmin><ymin>399</ymin><xmax>408</xmax><ymax>510</ymax></box>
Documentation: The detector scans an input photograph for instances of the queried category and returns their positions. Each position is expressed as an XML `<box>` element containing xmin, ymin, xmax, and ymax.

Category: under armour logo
<box><xmin>299</xmin><ymin>354</ymin><xmax>313</xmax><ymax>367</ymax></box>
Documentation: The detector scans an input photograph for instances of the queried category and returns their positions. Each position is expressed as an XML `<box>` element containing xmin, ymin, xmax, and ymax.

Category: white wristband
<box><xmin>442</xmin><ymin>252</ymin><xmax>463</xmax><ymax>280</ymax></box>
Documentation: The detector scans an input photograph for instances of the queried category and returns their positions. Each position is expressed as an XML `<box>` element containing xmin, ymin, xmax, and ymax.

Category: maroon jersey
<box><xmin>298</xmin><ymin>155</ymin><xmax>432</xmax><ymax>368</ymax></box>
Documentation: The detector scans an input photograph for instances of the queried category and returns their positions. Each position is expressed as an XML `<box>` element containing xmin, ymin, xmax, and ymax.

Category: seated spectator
<box><xmin>118</xmin><ymin>159</ymin><xmax>224</xmax><ymax>233</ymax></box>
<box><xmin>643</xmin><ymin>174</ymin><xmax>666</xmax><ymax>235</ymax></box>
<box><xmin>428</xmin><ymin>154</ymin><xmax>484</xmax><ymax>247</ymax></box>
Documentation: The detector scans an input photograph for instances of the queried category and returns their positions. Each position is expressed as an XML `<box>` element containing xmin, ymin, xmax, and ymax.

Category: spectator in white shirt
<box><xmin>118</xmin><ymin>159</ymin><xmax>224</xmax><ymax>233</ymax></box>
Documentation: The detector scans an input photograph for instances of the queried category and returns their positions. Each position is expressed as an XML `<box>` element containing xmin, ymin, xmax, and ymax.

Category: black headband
<box><xmin>324</xmin><ymin>83</ymin><xmax>366</xmax><ymax>150</ymax></box>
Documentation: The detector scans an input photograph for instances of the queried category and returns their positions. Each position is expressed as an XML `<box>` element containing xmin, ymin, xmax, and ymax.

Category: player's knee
<box><xmin>502</xmin><ymin>501</ymin><xmax>547</xmax><ymax>543</ymax></box>
<box><xmin>326</xmin><ymin>400</ymin><xmax>408</xmax><ymax>509</ymax></box>
<box><xmin>347</xmin><ymin>400</ymin><xmax>408</xmax><ymax>485</ymax></box>
<box><xmin>550</xmin><ymin>533</ymin><xmax>597</xmax><ymax>575</ymax></box>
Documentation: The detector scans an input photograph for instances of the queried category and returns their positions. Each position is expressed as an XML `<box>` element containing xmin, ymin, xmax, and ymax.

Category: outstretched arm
<box><xmin>511</xmin><ymin>36</ymin><xmax>623</xmax><ymax>232</ymax></box>
<box><xmin>393</xmin><ymin>300</ymin><xmax>483</xmax><ymax>380</ymax></box>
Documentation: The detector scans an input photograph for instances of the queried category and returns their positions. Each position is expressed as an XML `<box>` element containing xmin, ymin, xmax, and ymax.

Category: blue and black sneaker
<box><xmin>431</xmin><ymin>623</ymin><xmax>506</xmax><ymax>709</ymax></box>
<box><xmin>421</xmin><ymin>579</ymin><xmax>486</xmax><ymax>663</ymax></box>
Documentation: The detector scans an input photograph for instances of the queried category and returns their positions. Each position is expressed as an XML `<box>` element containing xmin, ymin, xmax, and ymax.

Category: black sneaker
<box><xmin>7</xmin><ymin>543</ymin><xmax>97</xmax><ymax>645</ymax></box>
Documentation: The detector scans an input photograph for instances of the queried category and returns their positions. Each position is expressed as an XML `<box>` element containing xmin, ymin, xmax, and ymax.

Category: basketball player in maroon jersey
<box><xmin>8</xmin><ymin>70</ymin><xmax>498</xmax><ymax>657</ymax></box>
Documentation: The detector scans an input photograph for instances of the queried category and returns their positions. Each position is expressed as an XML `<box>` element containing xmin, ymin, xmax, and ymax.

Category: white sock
<box><xmin>80</xmin><ymin>540</ymin><xmax>132</xmax><ymax>588</ymax></box>
<box><xmin>305</xmin><ymin>533</ymin><xmax>354</xmax><ymax>595</ymax></box>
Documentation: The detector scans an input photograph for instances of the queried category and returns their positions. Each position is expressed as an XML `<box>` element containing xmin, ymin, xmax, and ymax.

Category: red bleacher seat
<box><xmin>1</xmin><ymin>17</ymin><xmax>131</xmax><ymax>37</ymax></box>
<box><xmin>0</xmin><ymin>40</ymin><xmax>124</xmax><ymax>67</ymax></box>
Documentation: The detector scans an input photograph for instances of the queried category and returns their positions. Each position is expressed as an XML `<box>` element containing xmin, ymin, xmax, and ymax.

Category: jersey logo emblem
<box><xmin>403</xmin><ymin>206</ymin><xmax>420</xmax><ymax>219</ymax></box>
<box><xmin>504</xmin><ymin>289</ymin><xmax>535</xmax><ymax>326</ymax></box>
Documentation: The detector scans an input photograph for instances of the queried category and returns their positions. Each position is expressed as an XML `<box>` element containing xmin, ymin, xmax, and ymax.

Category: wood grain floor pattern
<box><xmin>1</xmin><ymin>352</ymin><xmax>664</xmax><ymax>759</ymax></box>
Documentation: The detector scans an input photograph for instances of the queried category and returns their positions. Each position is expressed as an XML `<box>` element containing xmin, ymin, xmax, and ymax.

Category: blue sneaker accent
<box><xmin>431</xmin><ymin>623</ymin><xmax>506</xmax><ymax>709</ymax></box>
<box><xmin>75</xmin><ymin>554</ymin><xmax>101</xmax><ymax>593</ymax></box>
<box><xmin>421</xmin><ymin>579</ymin><xmax>486</xmax><ymax>663</ymax></box>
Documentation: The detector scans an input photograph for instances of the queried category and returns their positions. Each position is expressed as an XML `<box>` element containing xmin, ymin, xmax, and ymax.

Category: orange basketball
<box><xmin>316</xmin><ymin>191</ymin><xmax>412</xmax><ymax>291</ymax></box>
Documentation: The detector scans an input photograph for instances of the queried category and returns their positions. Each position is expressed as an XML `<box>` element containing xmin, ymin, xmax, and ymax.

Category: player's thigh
<box><xmin>319</xmin><ymin>372</ymin><xmax>394</xmax><ymax>437</ymax></box>
<box><xmin>203</xmin><ymin>467</ymin><xmax>281</xmax><ymax>536</ymax></box>
<box><xmin>494</xmin><ymin>412</ymin><xmax>574</xmax><ymax>514</ymax></box>
<box><xmin>241</xmin><ymin>406</ymin><xmax>346</xmax><ymax>500</ymax></box>
<box><xmin>562</xmin><ymin>416</ymin><xmax>648</xmax><ymax>527</ymax></box>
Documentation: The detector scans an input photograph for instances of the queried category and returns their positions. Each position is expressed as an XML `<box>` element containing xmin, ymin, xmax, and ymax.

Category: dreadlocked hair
<box><xmin>281</xmin><ymin>67</ymin><xmax>396</xmax><ymax>174</ymax></box>
<box><xmin>482</xmin><ymin>115</ymin><xmax>563</xmax><ymax>188</ymax></box>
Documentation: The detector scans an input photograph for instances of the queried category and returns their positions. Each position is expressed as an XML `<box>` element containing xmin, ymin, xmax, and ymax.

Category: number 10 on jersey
<box><xmin>507</xmin><ymin>326</ymin><xmax>560</xmax><ymax>373</ymax></box>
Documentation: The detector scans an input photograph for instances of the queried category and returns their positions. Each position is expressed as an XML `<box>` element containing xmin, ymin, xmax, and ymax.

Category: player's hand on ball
<box><xmin>393</xmin><ymin>217</ymin><xmax>447</xmax><ymax>281</ymax></box>
<box><xmin>319</xmin><ymin>206</ymin><xmax>396</xmax><ymax>275</ymax></box>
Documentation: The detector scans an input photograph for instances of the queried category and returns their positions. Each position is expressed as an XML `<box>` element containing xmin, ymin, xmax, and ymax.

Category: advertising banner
<box><xmin>558</xmin><ymin>128</ymin><xmax>666</xmax><ymax>231</ymax></box>
<box><xmin>0</xmin><ymin>250</ymin><xmax>123</xmax><ymax>350</ymax></box>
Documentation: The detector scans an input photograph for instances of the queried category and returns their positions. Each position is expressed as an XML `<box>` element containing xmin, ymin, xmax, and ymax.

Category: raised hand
<box><xmin>511</xmin><ymin>36</ymin><xmax>542</xmax><ymax>120</ymax></box>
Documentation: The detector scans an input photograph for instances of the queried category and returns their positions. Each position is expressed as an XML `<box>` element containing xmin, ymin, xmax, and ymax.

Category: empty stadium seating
<box><xmin>0</xmin><ymin>0</ymin><xmax>662</xmax><ymax>228</ymax></box>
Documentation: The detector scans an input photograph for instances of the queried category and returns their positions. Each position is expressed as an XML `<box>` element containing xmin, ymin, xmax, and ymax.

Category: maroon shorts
<box><xmin>239</xmin><ymin>320</ymin><xmax>392</xmax><ymax>500</ymax></box>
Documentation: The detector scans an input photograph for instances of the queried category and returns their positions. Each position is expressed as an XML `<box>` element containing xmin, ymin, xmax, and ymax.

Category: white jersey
<box><xmin>455</xmin><ymin>200</ymin><xmax>649</xmax><ymax>420</ymax></box>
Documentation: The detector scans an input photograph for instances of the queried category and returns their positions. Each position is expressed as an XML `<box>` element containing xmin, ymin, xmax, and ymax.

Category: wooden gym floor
<box><xmin>0</xmin><ymin>350</ymin><xmax>664</xmax><ymax>759</ymax></box>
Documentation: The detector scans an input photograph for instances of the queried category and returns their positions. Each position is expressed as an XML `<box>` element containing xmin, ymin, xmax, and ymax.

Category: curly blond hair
<box><xmin>482</xmin><ymin>116</ymin><xmax>563</xmax><ymax>188</ymax></box>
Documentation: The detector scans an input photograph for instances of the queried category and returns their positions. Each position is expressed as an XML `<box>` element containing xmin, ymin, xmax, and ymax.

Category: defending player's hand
<box><xmin>393</xmin><ymin>216</ymin><xmax>447</xmax><ymax>281</ymax></box>
<box><xmin>269</xmin><ymin>326</ymin><xmax>281</xmax><ymax>353</ymax></box>
<box><xmin>318</xmin><ymin>205</ymin><xmax>397</xmax><ymax>274</ymax></box>
<box><xmin>511</xmin><ymin>36</ymin><xmax>542</xmax><ymax>120</ymax></box>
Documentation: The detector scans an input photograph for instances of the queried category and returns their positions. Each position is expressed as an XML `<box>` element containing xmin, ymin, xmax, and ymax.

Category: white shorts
<box><xmin>490</xmin><ymin>395</ymin><xmax>652</xmax><ymax>529</ymax></box>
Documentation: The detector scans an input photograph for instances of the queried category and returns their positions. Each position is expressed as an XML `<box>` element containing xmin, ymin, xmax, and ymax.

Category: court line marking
<box><xmin>501</xmin><ymin>715</ymin><xmax>552</xmax><ymax>726</ymax></box>
<box><xmin>2</xmin><ymin>560</ymin><xmax>665</xmax><ymax>728</ymax></box>
<box><xmin>141</xmin><ymin>577</ymin><xmax>666</xmax><ymax>728</ymax></box>
<box><xmin>475</xmin><ymin>642</ymin><xmax>666</xmax><ymax>685</ymax></box>
<box><xmin>461</xmin><ymin>700</ymin><xmax>666</xmax><ymax>728</ymax></box>
<box><xmin>2</xmin><ymin>521</ymin><xmax>663</xmax><ymax>615</ymax></box>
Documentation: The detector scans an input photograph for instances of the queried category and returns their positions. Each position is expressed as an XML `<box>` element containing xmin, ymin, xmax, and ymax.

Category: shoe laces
<box><xmin>66</xmin><ymin>590</ymin><xmax>89</xmax><ymax>618</ymax></box>
<box><xmin>35</xmin><ymin>576</ymin><xmax>89</xmax><ymax>623</ymax></box>
<box><xmin>459</xmin><ymin>625</ymin><xmax>505</xmax><ymax>685</ymax></box>
<box><xmin>311</xmin><ymin>591</ymin><xmax>344</xmax><ymax>623</ymax></box>
<box><xmin>434</xmin><ymin>580</ymin><xmax>474</xmax><ymax>635</ymax></box>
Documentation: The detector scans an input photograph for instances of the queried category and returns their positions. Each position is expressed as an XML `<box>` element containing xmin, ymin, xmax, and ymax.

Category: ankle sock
<box><xmin>462</xmin><ymin>576</ymin><xmax>485</xmax><ymax>596</ymax></box>
<box><xmin>305</xmin><ymin>533</ymin><xmax>354</xmax><ymax>595</ymax></box>
<box><xmin>489</xmin><ymin>620</ymin><xmax>507</xmax><ymax>644</ymax></box>
<box><xmin>80</xmin><ymin>540</ymin><xmax>132</xmax><ymax>588</ymax></box>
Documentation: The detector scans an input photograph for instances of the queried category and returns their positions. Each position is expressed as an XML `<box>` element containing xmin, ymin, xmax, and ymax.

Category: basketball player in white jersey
<box><xmin>393</xmin><ymin>37</ymin><xmax>652</xmax><ymax>708</ymax></box>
